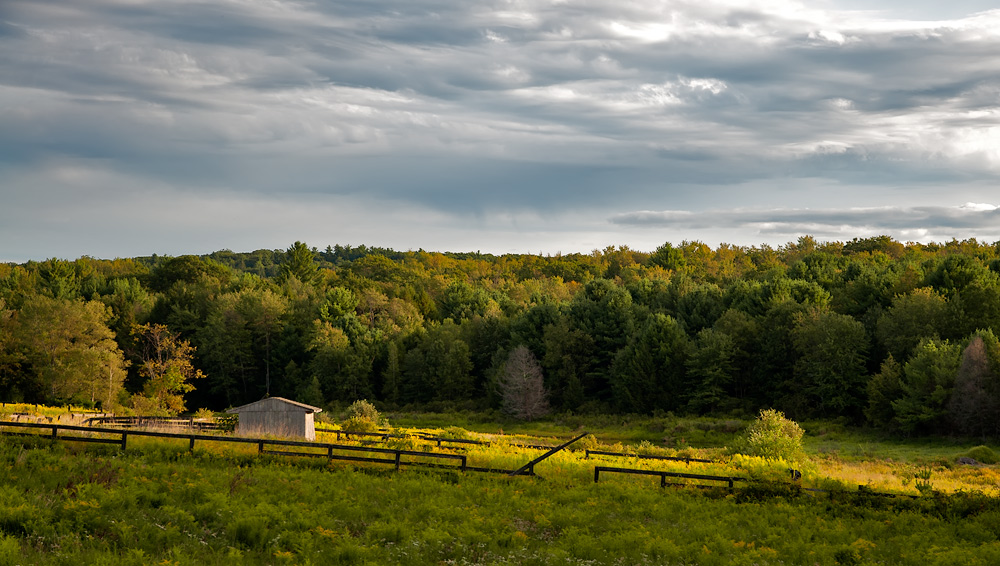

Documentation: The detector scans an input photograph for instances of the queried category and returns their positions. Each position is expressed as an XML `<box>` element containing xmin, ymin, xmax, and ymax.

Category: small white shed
<box><xmin>226</xmin><ymin>397</ymin><xmax>323</xmax><ymax>441</ymax></box>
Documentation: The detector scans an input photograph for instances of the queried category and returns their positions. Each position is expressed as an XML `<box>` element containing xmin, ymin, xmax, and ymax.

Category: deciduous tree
<box><xmin>131</xmin><ymin>323</ymin><xmax>204</xmax><ymax>415</ymax></box>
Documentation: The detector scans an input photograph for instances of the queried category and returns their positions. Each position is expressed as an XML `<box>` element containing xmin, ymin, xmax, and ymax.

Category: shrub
<box><xmin>965</xmin><ymin>445</ymin><xmax>999</xmax><ymax>465</ymax></box>
<box><xmin>731</xmin><ymin>409</ymin><xmax>804</xmax><ymax>462</ymax></box>
<box><xmin>341</xmin><ymin>416</ymin><xmax>379</xmax><ymax>433</ymax></box>
<box><xmin>342</xmin><ymin>399</ymin><xmax>387</xmax><ymax>431</ymax></box>
<box><xmin>438</xmin><ymin>426</ymin><xmax>471</xmax><ymax>440</ymax></box>
<box><xmin>346</xmin><ymin>399</ymin><xmax>380</xmax><ymax>421</ymax></box>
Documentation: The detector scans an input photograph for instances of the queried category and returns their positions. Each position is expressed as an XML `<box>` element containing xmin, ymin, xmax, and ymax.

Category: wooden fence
<box><xmin>316</xmin><ymin>427</ymin><xmax>562</xmax><ymax>451</ymax></box>
<box><xmin>0</xmin><ymin>421</ymin><xmax>467</xmax><ymax>473</ymax></box>
<box><xmin>0</xmin><ymin>420</ymin><xmax>594</xmax><ymax>478</ymax></box>
<box><xmin>593</xmin><ymin>466</ymin><xmax>745</xmax><ymax>489</ymax></box>
<box><xmin>585</xmin><ymin>449</ymin><xmax>713</xmax><ymax>464</ymax></box>
<box><xmin>3</xmin><ymin>420</ymin><xmax>923</xmax><ymax>499</ymax></box>
<box><xmin>85</xmin><ymin>416</ymin><xmax>223</xmax><ymax>432</ymax></box>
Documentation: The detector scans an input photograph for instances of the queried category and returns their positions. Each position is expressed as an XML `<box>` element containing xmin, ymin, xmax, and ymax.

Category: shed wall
<box><xmin>232</xmin><ymin>398</ymin><xmax>317</xmax><ymax>440</ymax></box>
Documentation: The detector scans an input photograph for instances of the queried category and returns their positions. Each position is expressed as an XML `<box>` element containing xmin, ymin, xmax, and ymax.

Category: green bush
<box><xmin>438</xmin><ymin>426</ymin><xmax>471</xmax><ymax>440</ymax></box>
<box><xmin>731</xmin><ymin>409</ymin><xmax>804</xmax><ymax>462</ymax></box>
<box><xmin>964</xmin><ymin>445</ymin><xmax>999</xmax><ymax>465</ymax></box>
<box><xmin>341</xmin><ymin>416</ymin><xmax>379</xmax><ymax>433</ymax></box>
<box><xmin>346</xmin><ymin>399</ymin><xmax>380</xmax><ymax>422</ymax></box>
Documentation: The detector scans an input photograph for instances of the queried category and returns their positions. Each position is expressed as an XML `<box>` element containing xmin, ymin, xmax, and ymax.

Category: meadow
<box><xmin>2</xmin><ymin>411</ymin><xmax>1000</xmax><ymax>565</ymax></box>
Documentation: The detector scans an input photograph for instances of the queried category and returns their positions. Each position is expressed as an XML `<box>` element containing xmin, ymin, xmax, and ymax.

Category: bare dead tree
<box><xmin>496</xmin><ymin>345</ymin><xmax>550</xmax><ymax>421</ymax></box>
<box><xmin>949</xmin><ymin>335</ymin><xmax>999</xmax><ymax>437</ymax></box>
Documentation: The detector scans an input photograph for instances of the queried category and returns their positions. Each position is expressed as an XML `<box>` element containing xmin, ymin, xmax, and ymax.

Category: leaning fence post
<box><xmin>509</xmin><ymin>432</ymin><xmax>588</xmax><ymax>477</ymax></box>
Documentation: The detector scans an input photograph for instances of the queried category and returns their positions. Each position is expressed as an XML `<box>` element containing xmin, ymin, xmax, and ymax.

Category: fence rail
<box><xmin>315</xmin><ymin>427</ymin><xmax>562</xmax><ymax>451</ymax></box>
<box><xmin>0</xmin><ymin>421</ymin><xmax>469</xmax><ymax>473</ymax></box>
<box><xmin>593</xmin><ymin>465</ymin><xmax>745</xmax><ymax>489</ymax></box>
<box><xmin>585</xmin><ymin>449</ymin><xmax>713</xmax><ymax>464</ymax></box>
<box><xmin>85</xmin><ymin>416</ymin><xmax>223</xmax><ymax>432</ymax></box>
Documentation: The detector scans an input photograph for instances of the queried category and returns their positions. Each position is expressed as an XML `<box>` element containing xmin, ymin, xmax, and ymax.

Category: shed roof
<box><xmin>226</xmin><ymin>396</ymin><xmax>323</xmax><ymax>414</ymax></box>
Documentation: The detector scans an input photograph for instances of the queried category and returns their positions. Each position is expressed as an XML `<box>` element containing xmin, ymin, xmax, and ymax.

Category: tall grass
<box><xmin>4</xmin><ymin>433</ymin><xmax>1000</xmax><ymax>565</ymax></box>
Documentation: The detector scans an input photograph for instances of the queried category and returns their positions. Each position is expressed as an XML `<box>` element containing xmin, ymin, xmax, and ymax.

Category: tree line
<box><xmin>2</xmin><ymin>236</ymin><xmax>1000</xmax><ymax>435</ymax></box>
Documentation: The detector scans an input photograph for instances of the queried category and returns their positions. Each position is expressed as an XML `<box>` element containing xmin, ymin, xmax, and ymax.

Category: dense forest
<box><xmin>3</xmin><ymin>236</ymin><xmax>1000</xmax><ymax>436</ymax></box>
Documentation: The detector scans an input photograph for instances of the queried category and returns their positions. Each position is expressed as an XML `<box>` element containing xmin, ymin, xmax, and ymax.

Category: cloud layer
<box><xmin>613</xmin><ymin>202</ymin><xmax>1000</xmax><ymax>242</ymax></box>
<box><xmin>2</xmin><ymin>0</ymin><xmax>999</xmax><ymax>260</ymax></box>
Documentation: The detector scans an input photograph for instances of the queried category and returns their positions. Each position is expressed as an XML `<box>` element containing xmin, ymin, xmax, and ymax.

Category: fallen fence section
<box><xmin>585</xmin><ymin>449</ymin><xmax>713</xmax><ymax>464</ymax></box>
<box><xmin>594</xmin><ymin>466</ymin><xmax>745</xmax><ymax>489</ymax></box>
<box><xmin>0</xmin><ymin>421</ymin><xmax>469</xmax><ymax>473</ymax></box>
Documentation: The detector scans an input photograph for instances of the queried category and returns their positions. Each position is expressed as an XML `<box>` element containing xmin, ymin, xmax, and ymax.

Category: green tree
<box><xmin>307</xmin><ymin>320</ymin><xmax>371</xmax><ymax>402</ymax></box>
<box><xmin>610</xmin><ymin>313</ymin><xmax>690</xmax><ymax>413</ymax></box>
<box><xmin>865</xmin><ymin>355</ymin><xmax>904</xmax><ymax>427</ymax></box>
<box><xmin>541</xmin><ymin>317</ymin><xmax>593</xmax><ymax>411</ymax></box>
<box><xmin>6</xmin><ymin>295</ymin><xmax>128</xmax><ymax>408</ymax></box>
<box><xmin>569</xmin><ymin>279</ymin><xmax>635</xmax><ymax>400</ymax></box>
<box><xmin>279</xmin><ymin>241</ymin><xmax>320</xmax><ymax>285</ymax></box>
<box><xmin>791</xmin><ymin>308</ymin><xmax>869</xmax><ymax>419</ymax></box>
<box><xmin>400</xmin><ymin>321</ymin><xmax>474</xmax><ymax>403</ymax></box>
<box><xmin>892</xmin><ymin>338</ymin><xmax>962</xmax><ymax>434</ymax></box>
<box><xmin>648</xmin><ymin>242</ymin><xmax>686</xmax><ymax>273</ymax></box>
<box><xmin>686</xmin><ymin>328</ymin><xmax>735</xmax><ymax>413</ymax></box>
<box><xmin>675</xmin><ymin>283</ymin><xmax>725</xmax><ymax>334</ymax></box>
<box><xmin>130</xmin><ymin>323</ymin><xmax>204</xmax><ymax>415</ymax></box>
<box><xmin>439</xmin><ymin>280</ymin><xmax>496</xmax><ymax>322</ymax></box>
<box><xmin>876</xmin><ymin>287</ymin><xmax>952</xmax><ymax>361</ymax></box>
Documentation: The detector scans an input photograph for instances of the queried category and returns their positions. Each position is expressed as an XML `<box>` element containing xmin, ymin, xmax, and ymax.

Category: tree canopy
<box><xmin>3</xmin><ymin>237</ymin><xmax>1000</xmax><ymax>435</ymax></box>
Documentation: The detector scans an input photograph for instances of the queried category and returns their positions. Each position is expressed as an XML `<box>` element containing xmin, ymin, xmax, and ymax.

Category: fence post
<box><xmin>327</xmin><ymin>446</ymin><xmax>333</xmax><ymax>459</ymax></box>
<box><xmin>394</xmin><ymin>451</ymin><xmax>401</xmax><ymax>471</ymax></box>
<box><xmin>51</xmin><ymin>426</ymin><xmax>57</xmax><ymax>438</ymax></box>
<box><xmin>460</xmin><ymin>455</ymin><xmax>467</xmax><ymax>472</ymax></box>
<box><xmin>258</xmin><ymin>440</ymin><xmax>264</xmax><ymax>454</ymax></box>
<box><xmin>189</xmin><ymin>436</ymin><xmax>195</xmax><ymax>451</ymax></box>
<box><xmin>660</xmin><ymin>473</ymin><xmax>667</xmax><ymax>488</ymax></box>
<box><xmin>121</xmin><ymin>432</ymin><xmax>128</xmax><ymax>450</ymax></box>
<box><xmin>594</xmin><ymin>468</ymin><xmax>600</xmax><ymax>483</ymax></box>
<box><xmin>509</xmin><ymin>432</ymin><xmax>588</xmax><ymax>477</ymax></box>
<box><xmin>728</xmin><ymin>478</ymin><xmax>734</xmax><ymax>489</ymax></box>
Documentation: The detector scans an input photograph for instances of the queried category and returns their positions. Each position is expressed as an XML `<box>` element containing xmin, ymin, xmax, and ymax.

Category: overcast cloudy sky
<box><xmin>2</xmin><ymin>0</ymin><xmax>999</xmax><ymax>261</ymax></box>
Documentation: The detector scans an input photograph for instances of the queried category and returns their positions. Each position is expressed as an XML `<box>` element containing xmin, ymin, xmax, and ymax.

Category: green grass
<box><xmin>4</xmin><ymin>428</ymin><xmax>1000</xmax><ymax>565</ymax></box>
<box><xmin>4</xmin><ymin>408</ymin><xmax>1000</xmax><ymax>564</ymax></box>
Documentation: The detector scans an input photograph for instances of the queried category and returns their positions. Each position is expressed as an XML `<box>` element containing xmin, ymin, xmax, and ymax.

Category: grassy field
<box><xmin>2</xmin><ymin>411</ymin><xmax>1000</xmax><ymax>564</ymax></box>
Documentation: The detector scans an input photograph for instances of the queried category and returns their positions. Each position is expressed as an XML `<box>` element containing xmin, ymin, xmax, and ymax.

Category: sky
<box><xmin>2</xmin><ymin>0</ymin><xmax>999</xmax><ymax>262</ymax></box>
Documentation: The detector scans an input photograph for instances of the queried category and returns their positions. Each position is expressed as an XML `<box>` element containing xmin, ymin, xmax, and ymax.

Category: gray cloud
<box><xmin>612</xmin><ymin>203</ymin><xmax>1000</xmax><ymax>242</ymax></box>
<box><xmin>2</xmin><ymin>0</ymin><xmax>1000</xmax><ymax>259</ymax></box>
